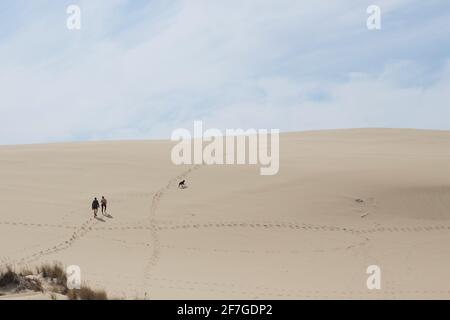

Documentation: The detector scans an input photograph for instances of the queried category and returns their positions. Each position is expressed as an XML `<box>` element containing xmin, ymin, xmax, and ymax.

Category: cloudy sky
<box><xmin>0</xmin><ymin>0</ymin><xmax>449</xmax><ymax>144</ymax></box>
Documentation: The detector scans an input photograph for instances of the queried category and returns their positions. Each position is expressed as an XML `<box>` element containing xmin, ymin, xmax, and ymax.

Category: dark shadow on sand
<box><xmin>95</xmin><ymin>216</ymin><xmax>106</xmax><ymax>222</ymax></box>
<box><xmin>103</xmin><ymin>214</ymin><xmax>113</xmax><ymax>219</ymax></box>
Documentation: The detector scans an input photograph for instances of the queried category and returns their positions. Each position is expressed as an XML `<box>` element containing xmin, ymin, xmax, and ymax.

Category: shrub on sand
<box><xmin>67</xmin><ymin>285</ymin><xmax>108</xmax><ymax>300</ymax></box>
<box><xmin>0</xmin><ymin>265</ymin><xmax>43</xmax><ymax>292</ymax></box>
<box><xmin>0</xmin><ymin>262</ymin><xmax>108</xmax><ymax>299</ymax></box>
<box><xmin>0</xmin><ymin>266</ymin><xmax>20</xmax><ymax>287</ymax></box>
<box><xmin>36</xmin><ymin>262</ymin><xmax>66</xmax><ymax>286</ymax></box>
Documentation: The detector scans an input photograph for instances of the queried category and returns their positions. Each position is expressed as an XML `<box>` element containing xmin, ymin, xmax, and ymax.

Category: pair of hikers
<box><xmin>92</xmin><ymin>196</ymin><xmax>107</xmax><ymax>217</ymax></box>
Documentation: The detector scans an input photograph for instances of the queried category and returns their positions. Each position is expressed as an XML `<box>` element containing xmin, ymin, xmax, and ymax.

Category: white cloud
<box><xmin>0</xmin><ymin>0</ymin><xmax>449</xmax><ymax>144</ymax></box>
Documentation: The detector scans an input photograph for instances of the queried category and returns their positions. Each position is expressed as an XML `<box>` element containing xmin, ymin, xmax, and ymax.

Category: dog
<box><xmin>178</xmin><ymin>180</ymin><xmax>186</xmax><ymax>189</ymax></box>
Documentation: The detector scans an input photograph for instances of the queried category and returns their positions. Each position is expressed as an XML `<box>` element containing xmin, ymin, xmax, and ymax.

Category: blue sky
<box><xmin>0</xmin><ymin>0</ymin><xmax>449</xmax><ymax>144</ymax></box>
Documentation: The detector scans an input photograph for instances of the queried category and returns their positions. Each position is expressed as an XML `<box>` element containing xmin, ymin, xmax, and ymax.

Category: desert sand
<box><xmin>1</xmin><ymin>128</ymin><xmax>450</xmax><ymax>299</ymax></box>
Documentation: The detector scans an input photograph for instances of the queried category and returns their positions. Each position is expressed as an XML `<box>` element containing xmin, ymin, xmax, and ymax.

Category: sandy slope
<box><xmin>1</xmin><ymin>129</ymin><xmax>450</xmax><ymax>299</ymax></box>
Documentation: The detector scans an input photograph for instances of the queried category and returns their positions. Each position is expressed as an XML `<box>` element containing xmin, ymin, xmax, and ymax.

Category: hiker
<box><xmin>101</xmin><ymin>196</ymin><xmax>107</xmax><ymax>215</ymax></box>
<box><xmin>92</xmin><ymin>197</ymin><xmax>100</xmax><ymax>217</ymax></box>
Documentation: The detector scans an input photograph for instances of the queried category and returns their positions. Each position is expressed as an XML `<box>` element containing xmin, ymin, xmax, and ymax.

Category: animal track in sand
<box><xmin>151</xmin><ymin>220</ymin><xmax>450</xmax><ymax>234</ymax></box>
<box><xmin>4</xmin><ymin>217</ymin><xmax>449</xmax><ymax>236</ymax></box>
<box><xmin>0</xmin><ymin>220</ymin><xmax>78</xmax><ymax>230</ymax></box>
<box><xmin>11</xmin><ymin>217</ymin><xmax>99</xmax><ymax>266</ymax></box>
<box><xmin>352</xmin><ymin>196</ymin><xmax>377</xmax><ymax>218</ymax></box>
<box><xmin>159</xmin><ymin>238</ymin><xmax>370</xmax><ymax>255</ymax></box>
<box><xmin>140</xmin><ymin>165</ymin><xmax>201</xmax><ymax>297</ymax></box>
<box><xmin>3</xmin><ymin>214</ymin><xmax>448</xmax><ymax>270</ymax></box>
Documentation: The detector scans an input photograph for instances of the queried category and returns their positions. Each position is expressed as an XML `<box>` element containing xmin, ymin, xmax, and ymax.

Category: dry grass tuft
<box><xmin>67</xmin><ymin>285</ymin><xmax>108</xmax><ymax>300</ymax></box>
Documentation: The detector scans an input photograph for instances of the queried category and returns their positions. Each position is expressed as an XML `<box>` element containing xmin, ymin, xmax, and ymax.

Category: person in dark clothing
<box><xmin>92</xmin><ymin>198</ymin><xmax>100</xmax><ymax>217</ymax></box>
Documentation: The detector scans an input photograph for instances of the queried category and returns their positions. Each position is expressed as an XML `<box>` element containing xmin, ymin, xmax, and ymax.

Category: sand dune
<box><xmin>1</xmin><ymin>129</ymin><xmax>450</xmax><ymax>299</ymax></box>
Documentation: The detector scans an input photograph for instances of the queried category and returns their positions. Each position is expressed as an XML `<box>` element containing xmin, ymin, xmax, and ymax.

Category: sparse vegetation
<box><xmin>0</xmin><ymin>262</ymin><xmax>108</xmax><ymax>300</ymax></box>
<box><xmin>19</xmin><ymin>267</ymin><xmax>34</xmax><ymax>277</ymax></box>
<box><xmin>36</xmin><ymin>262</ymin><xmax>66</xmax><ymax>286</ymax></box>
<box><xmin>67</xmin><ymin>285</ymin><xmax>108</xmax><ymax>300</ymax></box>
<box><xmin>0</xmin><ymin>266</ymin><xmax>20</xmax><ymax>287</ymax></box>
<box><xmin>0</xmin><ymin>265</ymin><xmax>43</xmax><ymax>293</ymax></box>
